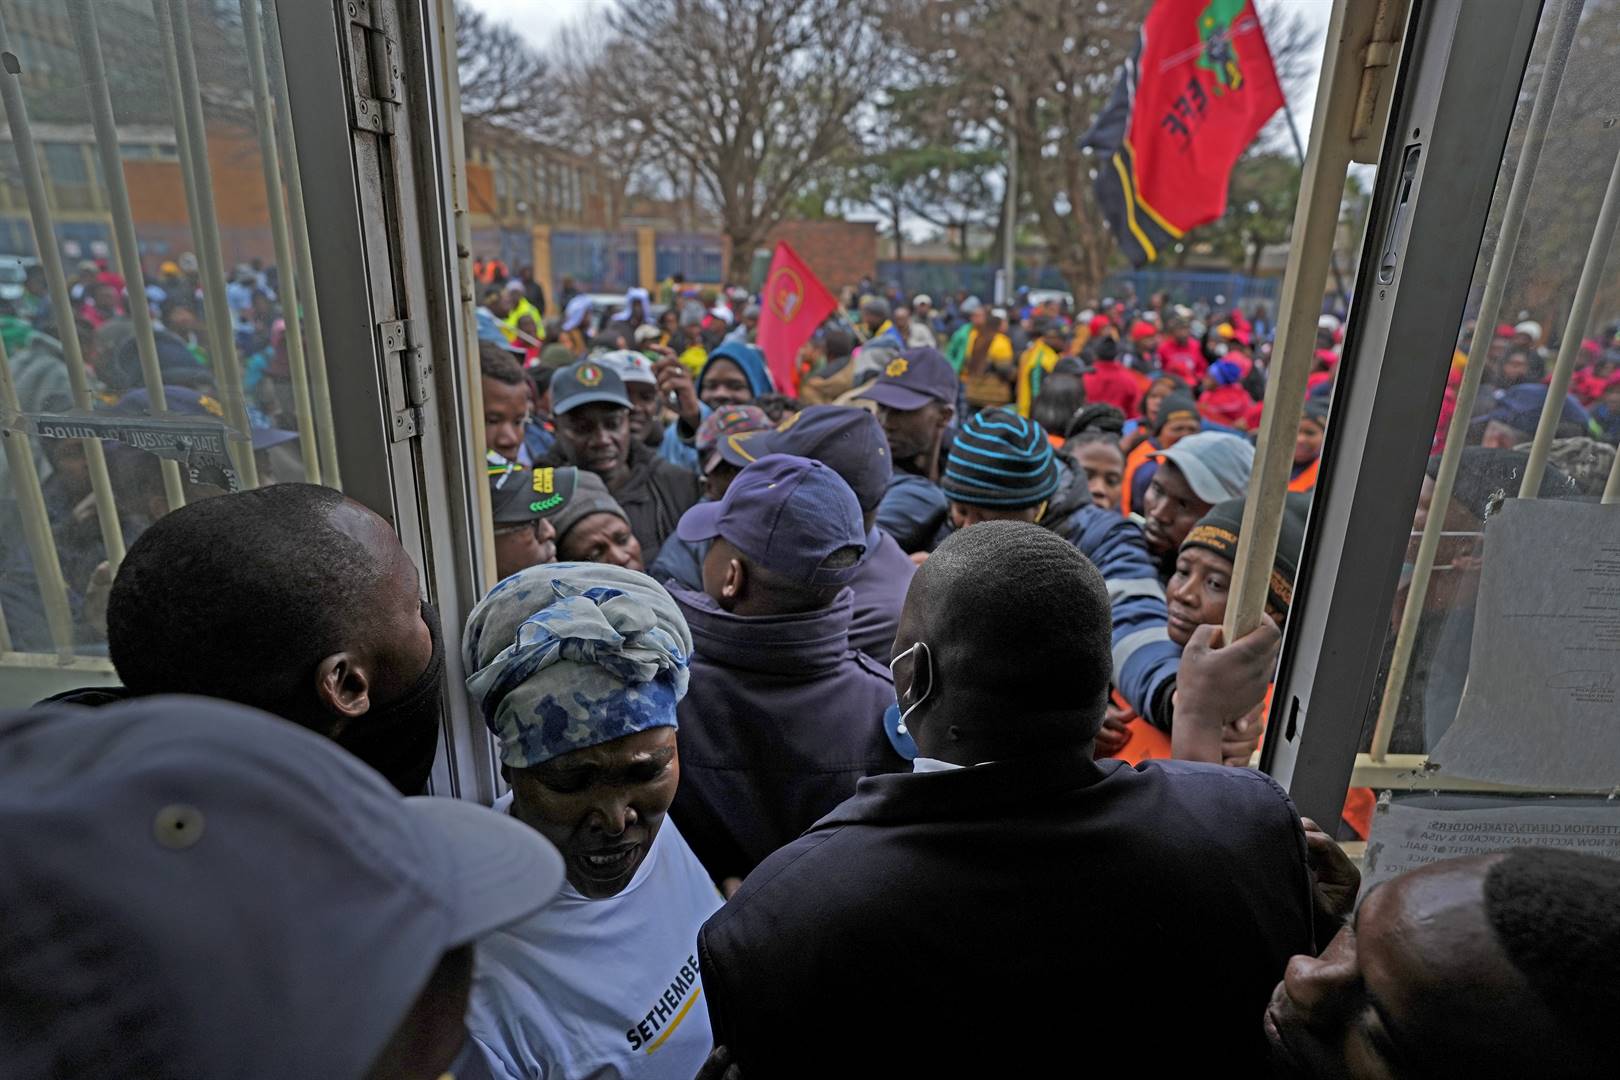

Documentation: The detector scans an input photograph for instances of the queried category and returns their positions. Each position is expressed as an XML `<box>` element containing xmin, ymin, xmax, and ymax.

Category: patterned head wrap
<box><xmin>462</xmin><ymin>563</ymin><xmax>692</xmax><ymax>768</ymax></box>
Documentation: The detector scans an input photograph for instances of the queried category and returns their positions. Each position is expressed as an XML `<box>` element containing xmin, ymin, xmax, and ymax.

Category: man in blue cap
<box><xmin>666</xmin><ymin>454</ymin><xmax>907</xmax><ymax>886</ymax></box>
<box><xmin>715</xmin><ymin>404</ymin><xmax>917</xmax><ymax>659</ymax></box>
<box><xmin>0</xmin><ymin>696</ymin><xmax>565</xmax><ymax>1079</ymax></box>
<box><xmin>1476</xmin><ymin>383</ymin><xmax>1595</xmax><ymax>448</ymax></box>
<box><xmin>857</xmin><ymin>347</ymin><xmax>958</xmax><ymax>553</ymax></box>
<box><xmin>540</xmin><ymin>358</ymin><xmax>700</xmax><ymax>567</ymax></box>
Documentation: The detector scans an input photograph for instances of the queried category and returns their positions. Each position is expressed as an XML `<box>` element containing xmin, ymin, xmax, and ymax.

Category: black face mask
<box><xmin>333</xmin><ymin>601</ymin><xmax>446</xmax><ymax>796</ymax></box>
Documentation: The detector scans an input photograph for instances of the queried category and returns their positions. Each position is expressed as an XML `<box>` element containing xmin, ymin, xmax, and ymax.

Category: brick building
<box><xmin>761</xmin><ymin>220</ymin><xmax>878</xmax><ymax>293</ymax></box>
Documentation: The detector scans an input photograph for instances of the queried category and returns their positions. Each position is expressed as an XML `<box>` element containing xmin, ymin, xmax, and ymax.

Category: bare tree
<box><xmin>580</xmin><ymin>0</ymin><xmax>896</xmax><ymax>280</ymax></box>
<box><xmin>455</xmin><ymin>1</ymin><xmax>561</xmax><ymax>139</ymax></box>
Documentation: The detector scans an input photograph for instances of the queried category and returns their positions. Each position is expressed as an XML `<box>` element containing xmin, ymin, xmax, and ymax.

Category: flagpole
<box><xmin>1277</xmin><ymin>52</ymin><xmax>1351</xmax><ymax>308</ymax></box>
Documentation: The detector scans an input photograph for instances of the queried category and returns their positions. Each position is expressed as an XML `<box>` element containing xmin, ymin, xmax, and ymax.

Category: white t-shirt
<box><xmin>467</xmin><ymin>798</ymin><xmax>723</xmax><ymax>1080</ymax></box>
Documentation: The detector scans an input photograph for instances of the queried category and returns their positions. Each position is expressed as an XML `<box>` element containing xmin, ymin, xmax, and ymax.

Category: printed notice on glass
<box><xmin>1361</xmin><ymin>798</ymin><xmax>1620</xmax><ymax>895</ymax></box>
<box><xmin>1429</xmin><ymin>498</ymin><xmax>1620</xmax><ymax>789</ymax></box>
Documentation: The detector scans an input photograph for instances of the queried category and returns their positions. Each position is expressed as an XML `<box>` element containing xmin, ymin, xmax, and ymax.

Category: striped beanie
<box><xmin>941</xmin><ymin>408</ymin><xmax>1061</xmax><ymax>509</ymax></box>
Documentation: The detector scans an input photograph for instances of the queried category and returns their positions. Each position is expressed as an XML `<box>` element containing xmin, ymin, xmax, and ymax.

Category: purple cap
<box><xmin>719</xmin><ymin>405</ymin><xmax>892</xmax><ymax>512</ymax></box>
<box><xmin>857</xmin><ymin>347</ymin><xmax>958</xmax><ymax>412</ymax></box>
<box><xmin>676</xmin><ymin>453</ymin><xmax>866</xmax><ymax>586</ymax></box>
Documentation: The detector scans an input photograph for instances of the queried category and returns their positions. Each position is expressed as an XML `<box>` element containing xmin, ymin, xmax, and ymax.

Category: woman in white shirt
<box><xmin>461</xmin><ymin>563</ymin><xmax>722</xmax><ymax>1079</ymax></box>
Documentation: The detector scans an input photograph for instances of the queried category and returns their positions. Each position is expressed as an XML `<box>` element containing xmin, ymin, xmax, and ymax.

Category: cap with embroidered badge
<box><xmin>489</xmin><ymin>463</ymin><xmax>580</xmax><ymax>525</ymax></box>
<box><xmin>551</xmin><ymin>358</ymin><xmax>632</xmax><ymax>414</ymax></box>
<box><xmin>856</xmin><ymin>346</ymin><xmax>957</xmax><ymax>412</ymax></box>
<box><xmin>676</xmin><ymin>453</ymin><xmax>867</xmax><ymax>586</ymax></box>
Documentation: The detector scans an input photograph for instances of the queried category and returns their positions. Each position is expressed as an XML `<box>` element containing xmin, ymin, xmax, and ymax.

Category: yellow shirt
<box><xmin>1017</xmin><ymin>341</ymin><xmax>1061</xmax><ymax>417</ymax></box>
<box><xmin>960</xmin><ymin>330</ymin><xmax>1016</xmax><ymax>409</ymax></box>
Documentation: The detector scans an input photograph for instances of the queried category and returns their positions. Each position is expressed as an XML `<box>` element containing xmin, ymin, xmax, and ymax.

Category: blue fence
<box><xmin>874</xmin><ymin>260</ymin><xmax>1282</xmax><ymax>309</ymax></box>
<box><xmin>469</xmin><ymin>227</ymin><xmax>533</xmax><ymax>275</ymax></box>
<box><xmin>550</xmin><ymin>229</ymin><xmax>639</xmax><ymax>295</ymax></box>
<box><xmin>655</xmin><ymin>232</ymin><xmax>724</xmax><ymax>284</ymax></box>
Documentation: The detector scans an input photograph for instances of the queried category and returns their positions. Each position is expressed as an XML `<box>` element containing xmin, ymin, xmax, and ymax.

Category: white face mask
<box><xmin>889</xmin><ymin>642</ymin><xmax>933</xmax><ymax>735</ymax></box>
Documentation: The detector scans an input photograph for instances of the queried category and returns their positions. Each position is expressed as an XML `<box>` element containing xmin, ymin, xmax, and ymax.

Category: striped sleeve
<box><xmin>1065</xmin><ymin>506</ymin><xmax>1180</xmax><ymax>729</ymax></box>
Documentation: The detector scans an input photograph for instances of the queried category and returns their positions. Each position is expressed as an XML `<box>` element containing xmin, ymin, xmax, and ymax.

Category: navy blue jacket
<box><xmin>876</xmin><ymin>471</ymin><xmax>948</xmax><ymax>553</ymax></box>
<box><xmin>668</xmin><ymin>586</ymin><xmax>906</xmax><ymax>882</ymax></box>
<box><xmin>699</xmin><ymin>753</ymin><xmax>1314</xmax><ymax>1075</ymax></box>
<box><xmin>651</xmin><ymin>527</ymin><xmax>914</xmax><ymax>663</ymax></box>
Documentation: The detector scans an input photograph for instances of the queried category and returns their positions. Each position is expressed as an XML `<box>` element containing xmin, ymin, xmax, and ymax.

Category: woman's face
<box><xmin>558</xmin><ymin>512</ymin><xmax>643</xmax><ymax>571</ymax></box>
<box><xmin>1500</xmin><ymin>350</ymin><xmax>1531</xmax><ymax>384</ymax></box>
<box><xmin>700</xmin><ymin>358</ymin><xmax>753</xmax><ymax>407</ymax></box>
<box><xmin>1166</xmin><ymin>545</ymin><xmax>1232</xmax><ymax>647</ymax></box>
<box><xmin>508</xmin><ymin>728</ymin><xmax>679</xmax><ymax>899</ymax></box>
<box><xmin>1144</xmin><ymin>381</ymin><xmax>1173</xmax><ymax>422</ymax></box>
<box><xmin>1295</xmin><ymin>417</ymin><xmax>1326</xmax><ymax>466</ymax></box>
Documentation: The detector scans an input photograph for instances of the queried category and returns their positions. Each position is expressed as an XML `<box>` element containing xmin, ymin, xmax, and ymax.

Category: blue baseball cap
<box><xmin>676</xmin><ymin>453</ymin><xmax>867</xmax><ymax>586</ymax></box>
<box><xmin>1475</xmin><ymin>383</ymin><xmax>1591</xmax><ymax>436</ymax></box>
<box><xmin>857</xmin><ymin>346</ymin><xmax>958</xmax><ymax>411</ymax></box>
<box><xmin>0</xmin><ymin>696</ymin><xmax>564</xmax><ymax>1080</ymax></box>
<box><xmin>718</xmin><ymin>405</ymin><xmax>892</xmax><ymax>512</ymax></box>
<box><xmin>114</xmin><ymin>385</ymin><xmax>300</xmax><ymax>452</ymax></box>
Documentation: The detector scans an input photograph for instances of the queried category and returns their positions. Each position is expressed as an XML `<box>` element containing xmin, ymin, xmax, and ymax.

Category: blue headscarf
<box><xmin>462</xmin><ymin>564</ymin><xmax>692</xmax><ymax>768</ymax></box>
<box><xmin>698</xmin><ymin>342</ymin><xmax>774</xmax><ymax>398</ymax></box>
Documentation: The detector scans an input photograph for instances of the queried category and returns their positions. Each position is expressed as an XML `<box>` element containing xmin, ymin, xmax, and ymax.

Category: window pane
<box><xmin>1342</xmin><ymin>1</ymin><xmax>1620</xmax><ymax>823</ymax></box>
<box><xmin>0</xmin><ymin>0</ymin><xmax>340</xmax><ymax>701</ymax></box>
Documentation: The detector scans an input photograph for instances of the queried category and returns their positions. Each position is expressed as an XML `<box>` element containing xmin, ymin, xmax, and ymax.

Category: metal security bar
<box><xmin>67</xmin><ymin>0</ymin><xmax>188</xmax><ymax>513</ymax></box>
<box><xmin>162</xmin><ymin>0</ymin><xmax>257</xmax><ymax>488</ymax></box>
<box><xmin>242</xmin><ymin>0</ymin><xmax>320</xmax><ymax>484</ymax></box>
<box><xmin>0</xmin><ymin>332</ymin><xmax>74</xmax><ymax>658</ymax></box>
<box><xmin>0</xmin><ymin>8</ymin><xmax>127</xmax><ymax>570</ymax></box>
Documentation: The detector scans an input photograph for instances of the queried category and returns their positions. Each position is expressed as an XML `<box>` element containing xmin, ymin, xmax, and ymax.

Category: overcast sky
<box><xmin>464</xmin><ymin>0</ymin><xmax>1339</xmax><ymax>142</ymax></box>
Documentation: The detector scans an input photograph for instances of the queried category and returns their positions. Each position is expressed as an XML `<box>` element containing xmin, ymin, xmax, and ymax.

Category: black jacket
<box><xmin>698</xmin><ymin>751</ymin><xmax>1314</xmax><ymax>1075</ymax></box>
<box><xmin>543</xmin><ymin>442</ymin><xmax>700</xmax><ymax>568</ymax></box>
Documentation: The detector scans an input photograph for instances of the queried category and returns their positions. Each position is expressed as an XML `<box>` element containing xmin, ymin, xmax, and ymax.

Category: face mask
<box><xmin>889</xmin><ymin>641</ymin><xmax>932</xmax><ymax>736</ymax></box>
<box><xmin>333</xmin><ymin>600</ymin><xmax>446</xmax><ymax>795</ymax></box>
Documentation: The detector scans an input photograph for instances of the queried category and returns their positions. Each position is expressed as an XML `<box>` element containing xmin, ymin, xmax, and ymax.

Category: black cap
<box><xmin>488</xmin><ymin>464</ymin><xmax>580</xmax><ymax>524</ymax></box>
<box><xmin>551</xmin><ymin>359</ymin><xmax>632</xmax><ymax>415</ymax></box>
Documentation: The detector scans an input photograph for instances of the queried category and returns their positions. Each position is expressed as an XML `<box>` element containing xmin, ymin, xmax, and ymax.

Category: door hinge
<box><xmin>380</xmin><ymin>317</ymin><xmax>429</xmax><ymax>441</ymax></box>
<box><xmin>343</xmin><ymin>0</ymin><xmax>402</xmax><ymax>135</ymax></box>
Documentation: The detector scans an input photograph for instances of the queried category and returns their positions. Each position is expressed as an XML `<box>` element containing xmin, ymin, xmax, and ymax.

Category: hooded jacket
<box><xmin>696</xmin><ymin>342</ymin><xmax>774</xmax><ymax>400</ymax></box>
<box><xmin>667</xmin><ymin>586</ymin><xmax>906</xmax><ymax>882</ymax></box>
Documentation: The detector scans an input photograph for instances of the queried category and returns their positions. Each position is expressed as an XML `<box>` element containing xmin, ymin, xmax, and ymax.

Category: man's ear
<box><xmin>315</xmin><ymin>652</ymin><xmax>372</xmax><ymax>722</ymax></box>
<box><xmin>717</xmin><ymin>557</ymin><xmax>746</xmax><ymax>611</ymax></box>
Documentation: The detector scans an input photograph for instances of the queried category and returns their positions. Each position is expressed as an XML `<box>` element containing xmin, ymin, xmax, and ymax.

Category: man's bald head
<box><xmin>897</xmin><ymin>522</ymin><xmax>1112</xmax><ymax>754</ymax></box>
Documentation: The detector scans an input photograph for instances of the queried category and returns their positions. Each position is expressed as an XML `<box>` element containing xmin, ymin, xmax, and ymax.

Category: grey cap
<box><xmin>552</xmin><ymin>358</ymin><xmax>633</xmax><ymax>414</ymax></box>
<box><xmin>1154</xmin><ymin>431</ymin><xmax>1255</xmax><ymax>503</ymax></box>
<box><xmin>0</xmin><ymin>697</ymin><xmax>564</xmax><ymax>1080</ymax></box>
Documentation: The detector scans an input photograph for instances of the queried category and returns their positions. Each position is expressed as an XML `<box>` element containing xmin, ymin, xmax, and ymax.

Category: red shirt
<box><xmin>1157</xmin><ymin>338</ymin><xmax>1206</xmax><ymax>384</ymax></box>
<box><xmin>1198</xmin><ymin>384</ymin><xmax>1255</xmax><ymax>429</ymax></box>
<box><xmin>1083</xmin><ymin>360</ymin><xmax>1145</xmax><ymax>416</ymax></box>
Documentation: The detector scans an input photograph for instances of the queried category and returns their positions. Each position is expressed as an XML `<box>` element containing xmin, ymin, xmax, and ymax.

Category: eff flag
<box><xmin>1081</xmin><ymin>0</ymin><xmax>1284</xmax><ymax>266</ymax></box>
<box><xmin>756</xmin><ymin>242</ymin><xmax>838</xmax><ymax>392</ymax></box>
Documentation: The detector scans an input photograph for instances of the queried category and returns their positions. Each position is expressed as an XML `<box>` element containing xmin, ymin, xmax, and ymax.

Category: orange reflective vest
<box><xmin>1120</xmin><ymin>438</ymin><xmax>1158</xmax><ymax>516</ymax></box>
<box><xmin>1288</xmin><ymin>456</ymin><xmax>1321</xmax><ymax>493</ymax></box>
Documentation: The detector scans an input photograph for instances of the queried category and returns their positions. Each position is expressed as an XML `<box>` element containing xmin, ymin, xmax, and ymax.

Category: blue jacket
<box><xmin>656</xmin><ymin>403</ymin><xmax>709</xmax><ymax>472</ymax></box>
<box><xmin>876</xmin><ymin>471</ymin><xmax>948</xmax><ymax>554</ymax></box>
<box><xmin>1041</xmin><ymin>457</ymin><xmax>1179</xmax><ymax>730</ymax></box>
<box><xmin>667</xmin><ymin>586</ymin><xmax>906</xmax><ymax>882</ymax></box>
<box><xmin>651</xmin><ymin>526</ymin><xmax>913</xmax><ymax>663</ymax></box>
<box><xmin>697</xmin><ymin>342</ymin><xmax>774</xmax><ymax>399</ymax></box>
<box><xmin>699</xmin><ymin>754</ymin><xmax>1314</xmax><ymax>1076</ymax></box>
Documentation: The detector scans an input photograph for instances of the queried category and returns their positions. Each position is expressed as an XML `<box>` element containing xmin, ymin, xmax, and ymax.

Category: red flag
<box><xmin>755</xmin><ymin>242</ymin><xmax>838</xmax><ymax>392</ymax></box>
<box><xmin>1081</xmin><ymin>0</ymin><xmax>1284</xmax><ymax>265</ymax></box>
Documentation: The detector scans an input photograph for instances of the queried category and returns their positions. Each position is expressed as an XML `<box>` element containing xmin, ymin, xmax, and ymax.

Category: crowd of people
<box><xmin>4</xmin><ymin>255</ymin><xmax>1619</xmax><ymax>1078</ymax></box>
